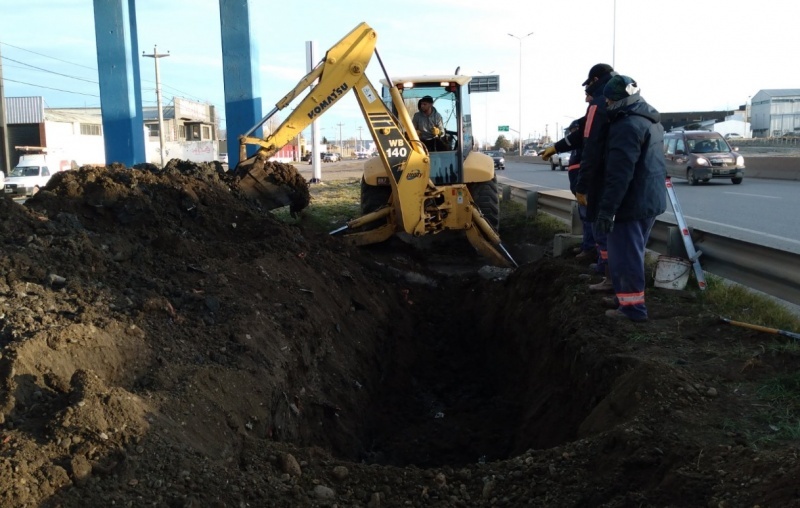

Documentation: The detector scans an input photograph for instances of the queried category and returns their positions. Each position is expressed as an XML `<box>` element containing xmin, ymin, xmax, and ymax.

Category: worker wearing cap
<box><xmin>597</xmin><ymin>75</ymin><xmax>667</xmax><ymax>322</ymax></box>
<box><xmin>412</xmin><ymin>96</ymin><xmax>446</xmax><ymax>151</ymax></box>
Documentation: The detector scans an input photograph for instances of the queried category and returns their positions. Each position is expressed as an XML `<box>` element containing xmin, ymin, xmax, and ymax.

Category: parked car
<box><xmin>724</xmin><ymin>133</ymin><xmax>743</xmax><ymax>140</ymax></box>
<box><xmin>4</xmin><ymin>153</ymin><xmax>75</xmax><ymax>197</ymax></box>
<box><xmin>482</xmin><ymin>150</ymin><xmax>505</xmax><ymax>170</ymax></box>
<box><xmin>663</xmin><ymin>130</ymin><xmax>744</xmax><ymax>185</ymax></box>
<box><xmin>322</xmin><ymin>152</ymin><xmax>341</xmax><ymax>162</ymax></box>
<box><xmin>523</xmin><ymin>149</ymin><xmax>538</xmax><ymax>156</ymax></box>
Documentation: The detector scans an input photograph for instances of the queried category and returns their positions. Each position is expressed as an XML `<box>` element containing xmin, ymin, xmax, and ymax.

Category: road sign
<box><xmin>498</xmin><ymin>125</ymin><xmax>509</xmax><ymax>132</ymax></box>
<box><xmin>469</xmin><ymin>75</ymin><xmax>500</xmax><ymax>93</ymax></box>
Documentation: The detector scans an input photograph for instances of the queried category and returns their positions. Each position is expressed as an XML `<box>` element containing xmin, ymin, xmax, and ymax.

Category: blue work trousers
<box><xmin>607</xmin><ymin>216</ymin><xmax>656</xmax><ymax>321</ymax></box>
<box><xmin>579</xmin><ymin>204</ymin><xmax>595</xmax><ymax>252</ymax></box>
<box><xmin>593</xmin><ymin>226</ymin><xmax>608</xmax><ymax>274</ymax></box>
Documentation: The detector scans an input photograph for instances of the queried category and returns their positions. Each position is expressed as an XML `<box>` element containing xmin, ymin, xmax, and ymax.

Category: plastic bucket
<box><xmin>653</xmin><ymin>255</ymin><xmax>692</xmax><ymax>290</ymax></box>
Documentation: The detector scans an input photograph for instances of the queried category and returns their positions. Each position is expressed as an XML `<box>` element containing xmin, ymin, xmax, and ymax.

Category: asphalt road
<box><xmin>498</xmin><ymin>160</ymin><xmax>800</xmax><ymax>255</ymax></box>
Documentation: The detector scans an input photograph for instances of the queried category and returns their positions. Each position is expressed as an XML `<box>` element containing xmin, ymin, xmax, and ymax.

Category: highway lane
<box><xmin>499</xmin><ymin>160</ymin><xmax>800</xmax><ymax>254</ymax></box>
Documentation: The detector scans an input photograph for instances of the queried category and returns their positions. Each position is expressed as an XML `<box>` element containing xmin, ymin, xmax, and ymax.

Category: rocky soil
<box><xmin>0</xmin><ymin>160</ymin><xmax>799</xmax><ymax>507</ymax></box>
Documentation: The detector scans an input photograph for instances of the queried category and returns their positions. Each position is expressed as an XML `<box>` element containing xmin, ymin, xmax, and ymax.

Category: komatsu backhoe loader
<box><xmin>234</xmin><ymin>22</ymin><xmax>516</xmax><ymax>267</ymax></box>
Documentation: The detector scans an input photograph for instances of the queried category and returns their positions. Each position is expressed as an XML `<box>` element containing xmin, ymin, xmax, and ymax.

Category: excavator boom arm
<box><xmin>238</xmin><ymin>23</ymin><xmax>379</xmax><ymax>161</ymax></box>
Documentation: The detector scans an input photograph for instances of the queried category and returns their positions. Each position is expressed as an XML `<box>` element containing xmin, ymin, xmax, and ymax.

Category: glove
<box><xmin>432</xmin><ymin>127</ymin><xmax>441</xmax><ymax>137</ymax></box>
<box><xmin>595</xmin><ymin>214</ymin><xmax>615</xmax><ymax>234</ymax></box>
<box><xmin>575</xmin><ymin>192</ymin><xmax>588</xmax><ymax>206</ymax></box>
<box><xmin>540</xmin><ymin>146</ymin><xmax>557</xmax><ymax>161</ymax></box>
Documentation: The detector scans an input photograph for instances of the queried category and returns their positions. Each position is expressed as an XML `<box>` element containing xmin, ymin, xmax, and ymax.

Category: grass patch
<box><xmin>273</xmin><ymin>178</ymin><xmax>361</xmax><ymax>232</ymax></box>
<box><xmin>747</xmin><ymin>373</ymin><xmax>800</xmax><ymax>443</ymax></box>
<box><xmin>702</xmin><ymin>273</ymin><xmax>800</xmax><ymax>336</ymax></box>
<box><xmin>500</xmin><ymin>198</ymin><xmax>568</xmax><ymax>244</ymax></box>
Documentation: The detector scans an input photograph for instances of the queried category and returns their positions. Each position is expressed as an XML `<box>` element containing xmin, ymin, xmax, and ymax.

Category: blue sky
<box><xmin>2</xmin><ymin>0</ymin><xmax>799</xmax><ymax>146</ymax></box>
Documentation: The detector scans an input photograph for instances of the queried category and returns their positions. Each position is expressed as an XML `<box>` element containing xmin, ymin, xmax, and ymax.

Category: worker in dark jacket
<box><xmin>597</xmin><ymin>75</ymin><xmax>667</xmax><ymax>322</ymax></box>
<box><xmin>564</xmin><ymin>119</ymin><xmax>595</xmax><ymax>258</ymax></box>
<box><xmin>542</xmin><ymin>63</ymin><xmax>617</xmax><ymax>288</ymax></box>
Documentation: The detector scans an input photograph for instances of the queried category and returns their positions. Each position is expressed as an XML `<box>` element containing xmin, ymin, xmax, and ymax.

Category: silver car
<box><xmin>550</xmin><ymin>151</ymin><xmax>571</xmax><ymax>171</ymax></box>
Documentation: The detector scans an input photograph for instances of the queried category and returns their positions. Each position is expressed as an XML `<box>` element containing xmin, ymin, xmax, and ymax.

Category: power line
<box><xmin>2</xmin><ymin>56</ymin><xmax>98</xmax><ymax>84</ymax></box>
<box><xmin>0</xmin><ymin>40</ymin><xmax>96</xmax><ymax>71</ymax></box>
<box><xmin>2</xmin><ymin>40</ymin><xmax>221</xmax><ymax>109</ymax></box>
<box><xmin>3</xmin><ymin>78</ymin><xmax>98</xmax><ymax>97</ymax></box>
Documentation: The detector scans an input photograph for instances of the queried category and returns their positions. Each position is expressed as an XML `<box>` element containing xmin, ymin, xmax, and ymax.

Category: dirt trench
<box><xmin>2</xmin><ymin>161</ymin><xmax>799</xmax><ymax>507</ymax></box>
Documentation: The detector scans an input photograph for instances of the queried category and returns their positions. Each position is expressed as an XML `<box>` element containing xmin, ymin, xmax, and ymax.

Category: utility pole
<box><xmin>357</xmin><ymin>126</ymin><xmax>363</xmax><ymax>151</ymax></box>
<box><xmin>508</xmin><ymin>32</ymin><xmax>533</xmax><ymax>157</ymax></box>
<box><xmin>0</xmin><ymin>44</ymin><xmax>11</xmax><ymax>175</ymax></box>
<box><xmin>142</xmin><ymin>45</ymin><xmax>169</xmax><ymax>167</ymax></box>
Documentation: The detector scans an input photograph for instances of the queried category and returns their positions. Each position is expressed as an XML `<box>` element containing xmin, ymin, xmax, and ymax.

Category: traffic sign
<box><xmin>498</xmin><ymin>125</ymin><xmax>509</xmax><ymax>132</ymax></box>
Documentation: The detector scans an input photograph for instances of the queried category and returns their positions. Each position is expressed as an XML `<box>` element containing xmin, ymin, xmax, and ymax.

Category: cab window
<box><xmin>42</xmin><ymin>166</ymin><xmax>50</xmax><ymax>177</ymax></box>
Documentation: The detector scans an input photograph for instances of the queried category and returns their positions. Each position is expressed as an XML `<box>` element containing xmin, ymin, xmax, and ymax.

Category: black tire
<box><xmin>687</xmin><ymin>169</ymin><xmax>698</xmax><ymax>186</ymax></box>
<box><xmin>468</xmin><ymin>177</ymin><xmax>500</xmax><ymax>231</ymax></box>
<box><xmin>550</xmin><ymin>161</ymin><xmax>556</xmax><ymax>171</ymax></box>
<box><xmin>731</xmin><ymin>177</ymin><xmax>743</xmax><ymax>184</ymax></box>
<box><xmin>702</xmin><ymin>178</ymin><xmax>710</xmax><ymax>183</ymax></box>
<box><xmin>360</xmin><ymin>177</ymin><xmax>391</xmax><ymax>215</ymax></box>
<box><xmin>560</xmin><ymin>161</ymin><xmax>566</xmax><ymax>171</ymax></box>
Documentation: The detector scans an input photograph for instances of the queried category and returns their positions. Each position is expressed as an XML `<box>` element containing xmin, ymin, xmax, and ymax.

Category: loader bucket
<box><xmin>234</xmin><ymin>157</ymin><xmax>310</xmax><ymax>216</ymax></box>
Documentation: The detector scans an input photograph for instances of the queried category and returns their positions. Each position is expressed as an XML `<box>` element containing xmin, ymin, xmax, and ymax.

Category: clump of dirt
<box><xmin>1</xmin><ymin>161</ymin><xmax>799</xmax><ymax>507</ymax></box>
<box><xmin>234</xmin><ymin>158</ymin><xmax>311</xmax><ymax>215</ymax></box>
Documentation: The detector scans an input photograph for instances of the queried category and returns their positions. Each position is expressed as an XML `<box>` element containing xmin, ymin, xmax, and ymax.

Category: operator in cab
<box><xmin>412</xmin><ymin>96</ymin><xmax>447</xmax><ymax>151</ymax></box>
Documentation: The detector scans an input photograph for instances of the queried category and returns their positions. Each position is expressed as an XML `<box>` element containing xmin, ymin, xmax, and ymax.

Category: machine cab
<box><xmin>380</xmin><ymin>76</ymin><xmax>475</xmax><ymax>185</ymax></box>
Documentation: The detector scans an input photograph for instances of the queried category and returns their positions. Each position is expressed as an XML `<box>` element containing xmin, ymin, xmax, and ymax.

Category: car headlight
<box><xmin>695</xmin><ymin>157</ymin><xmax>709</xmax><ymax>166</ymax></box>
<box><xmin>736</xmin><ymin>155</ymin><xmax>744</xmax><ymax>166</ymax></box>
<box><xmin>498</xmin><ymin>158</ymin><xmax>505</xmax><ymax>164</ymax></box>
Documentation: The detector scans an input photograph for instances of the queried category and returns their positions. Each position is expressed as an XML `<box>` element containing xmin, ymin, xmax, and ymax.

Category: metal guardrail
<box><xmin>501</xmin><ymin>184</ymin><xmax>800</xmax><ymax>307</ymax></box>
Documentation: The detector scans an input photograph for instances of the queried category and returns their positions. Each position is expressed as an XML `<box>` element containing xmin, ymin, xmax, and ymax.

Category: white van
<box><xmin>4</xmin><ymin>153</ymin><xmax>75</xmax><ymax>197</ymax></box>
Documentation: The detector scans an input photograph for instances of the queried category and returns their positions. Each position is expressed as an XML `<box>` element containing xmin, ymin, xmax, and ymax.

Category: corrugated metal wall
<box><xmin>5</xmin><ymin>97</ymin><xmax>45</xmax><ymax>124</ymax></box>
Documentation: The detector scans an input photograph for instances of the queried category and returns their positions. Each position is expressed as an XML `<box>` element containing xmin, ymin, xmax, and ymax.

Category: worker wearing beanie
<box><xmin>596</xmin><ymin>75</ymin><xmax>667</xmax><ymax>322</ymax></box>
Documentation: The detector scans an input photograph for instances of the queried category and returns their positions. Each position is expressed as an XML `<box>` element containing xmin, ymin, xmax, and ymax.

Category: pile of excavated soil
<box><xmin>1</xmin><ymin>161</ymin><xmax>799</xmax><ymax>507</ymax></box>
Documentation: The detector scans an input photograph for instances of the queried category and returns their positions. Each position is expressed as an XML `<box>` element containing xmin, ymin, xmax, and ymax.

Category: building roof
<box><xmin>754</xmin><ymin>89</ymin><xmax>800</xmax><ymax>97</ymax></box>
<box><xmin>45</xmin><ymin>108</ymin><xmax>103</xmax><ymax>124</ymax></box>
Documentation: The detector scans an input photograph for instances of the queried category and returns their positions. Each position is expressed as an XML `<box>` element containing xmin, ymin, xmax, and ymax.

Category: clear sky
<box><xmin>2</xmin><ymin>0</ymin><xmax>799</xmax><ymax>147</ymax></box>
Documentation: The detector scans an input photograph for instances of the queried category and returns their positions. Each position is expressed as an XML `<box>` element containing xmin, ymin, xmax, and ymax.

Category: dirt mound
<box><xmin>1</xmin><ymin>162</ymin><xmax>799</xmax><ymax>507</ymax></box>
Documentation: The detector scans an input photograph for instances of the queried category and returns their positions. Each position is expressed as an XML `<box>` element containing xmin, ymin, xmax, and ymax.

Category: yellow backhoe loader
<box><xmin>234</xmin><ymin>22</ymin><xmax>516</xmax><ymax>267</ymax></box>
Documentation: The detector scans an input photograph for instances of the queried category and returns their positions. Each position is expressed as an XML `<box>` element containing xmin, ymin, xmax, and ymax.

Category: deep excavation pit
<box><xmin>317</xmin><ymin>259</ymin><xmax>627</xmax><ymax>468</ymax></box>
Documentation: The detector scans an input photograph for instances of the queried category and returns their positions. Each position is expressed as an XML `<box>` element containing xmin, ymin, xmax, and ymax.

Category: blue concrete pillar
<box><xmin>219</xmin><ymin>0</ymin><xmax>263</xmax><ymax>169</ymax></box>
<box><xmin>92</xmin><ymin>0</ymin><xmax>145</xmax><ymax>166</ymax></box>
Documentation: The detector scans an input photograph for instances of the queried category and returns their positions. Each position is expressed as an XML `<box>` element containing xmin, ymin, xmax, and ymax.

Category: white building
<box><xmin>750</xmin><ymin>89</ymin><xmax>800</xmax><ymax>138</ymax></box>
<box><xmin>4</xmin><ymin>96</ymin><xmax>221</xmax><ymax>168</ymax></box>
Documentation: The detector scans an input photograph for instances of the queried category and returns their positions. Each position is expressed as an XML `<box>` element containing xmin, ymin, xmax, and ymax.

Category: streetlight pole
<box><xmin>508</xmin><ymin>32</ymin><xmax>533</xmax><ymax>157</ymax></box>
<box><xmin>612</xmin><ymin>0</ymin><xmax>617</xmax><ymax>68</ymax></box>
<box><xmin>142</xmin><ymin>45</ymin><xmax>170</xmax><ymax>167</ymax></box>
<box><xmin>477</xmin><ymin>69</ymin><xmax>494</xmax><ymax>150</ymax></box>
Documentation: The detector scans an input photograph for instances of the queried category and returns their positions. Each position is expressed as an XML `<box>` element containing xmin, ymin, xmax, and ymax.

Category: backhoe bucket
<box><xmin>234</xmin><ymin>157</ymin><xmax>310</xmax><ymax>216</ymax></box>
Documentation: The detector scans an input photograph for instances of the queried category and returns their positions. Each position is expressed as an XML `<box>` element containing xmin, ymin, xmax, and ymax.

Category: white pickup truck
<box><xmin>4</xmin><ymin>152</ymin><xmax>75</xmax><ymax>197</ymax></box>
